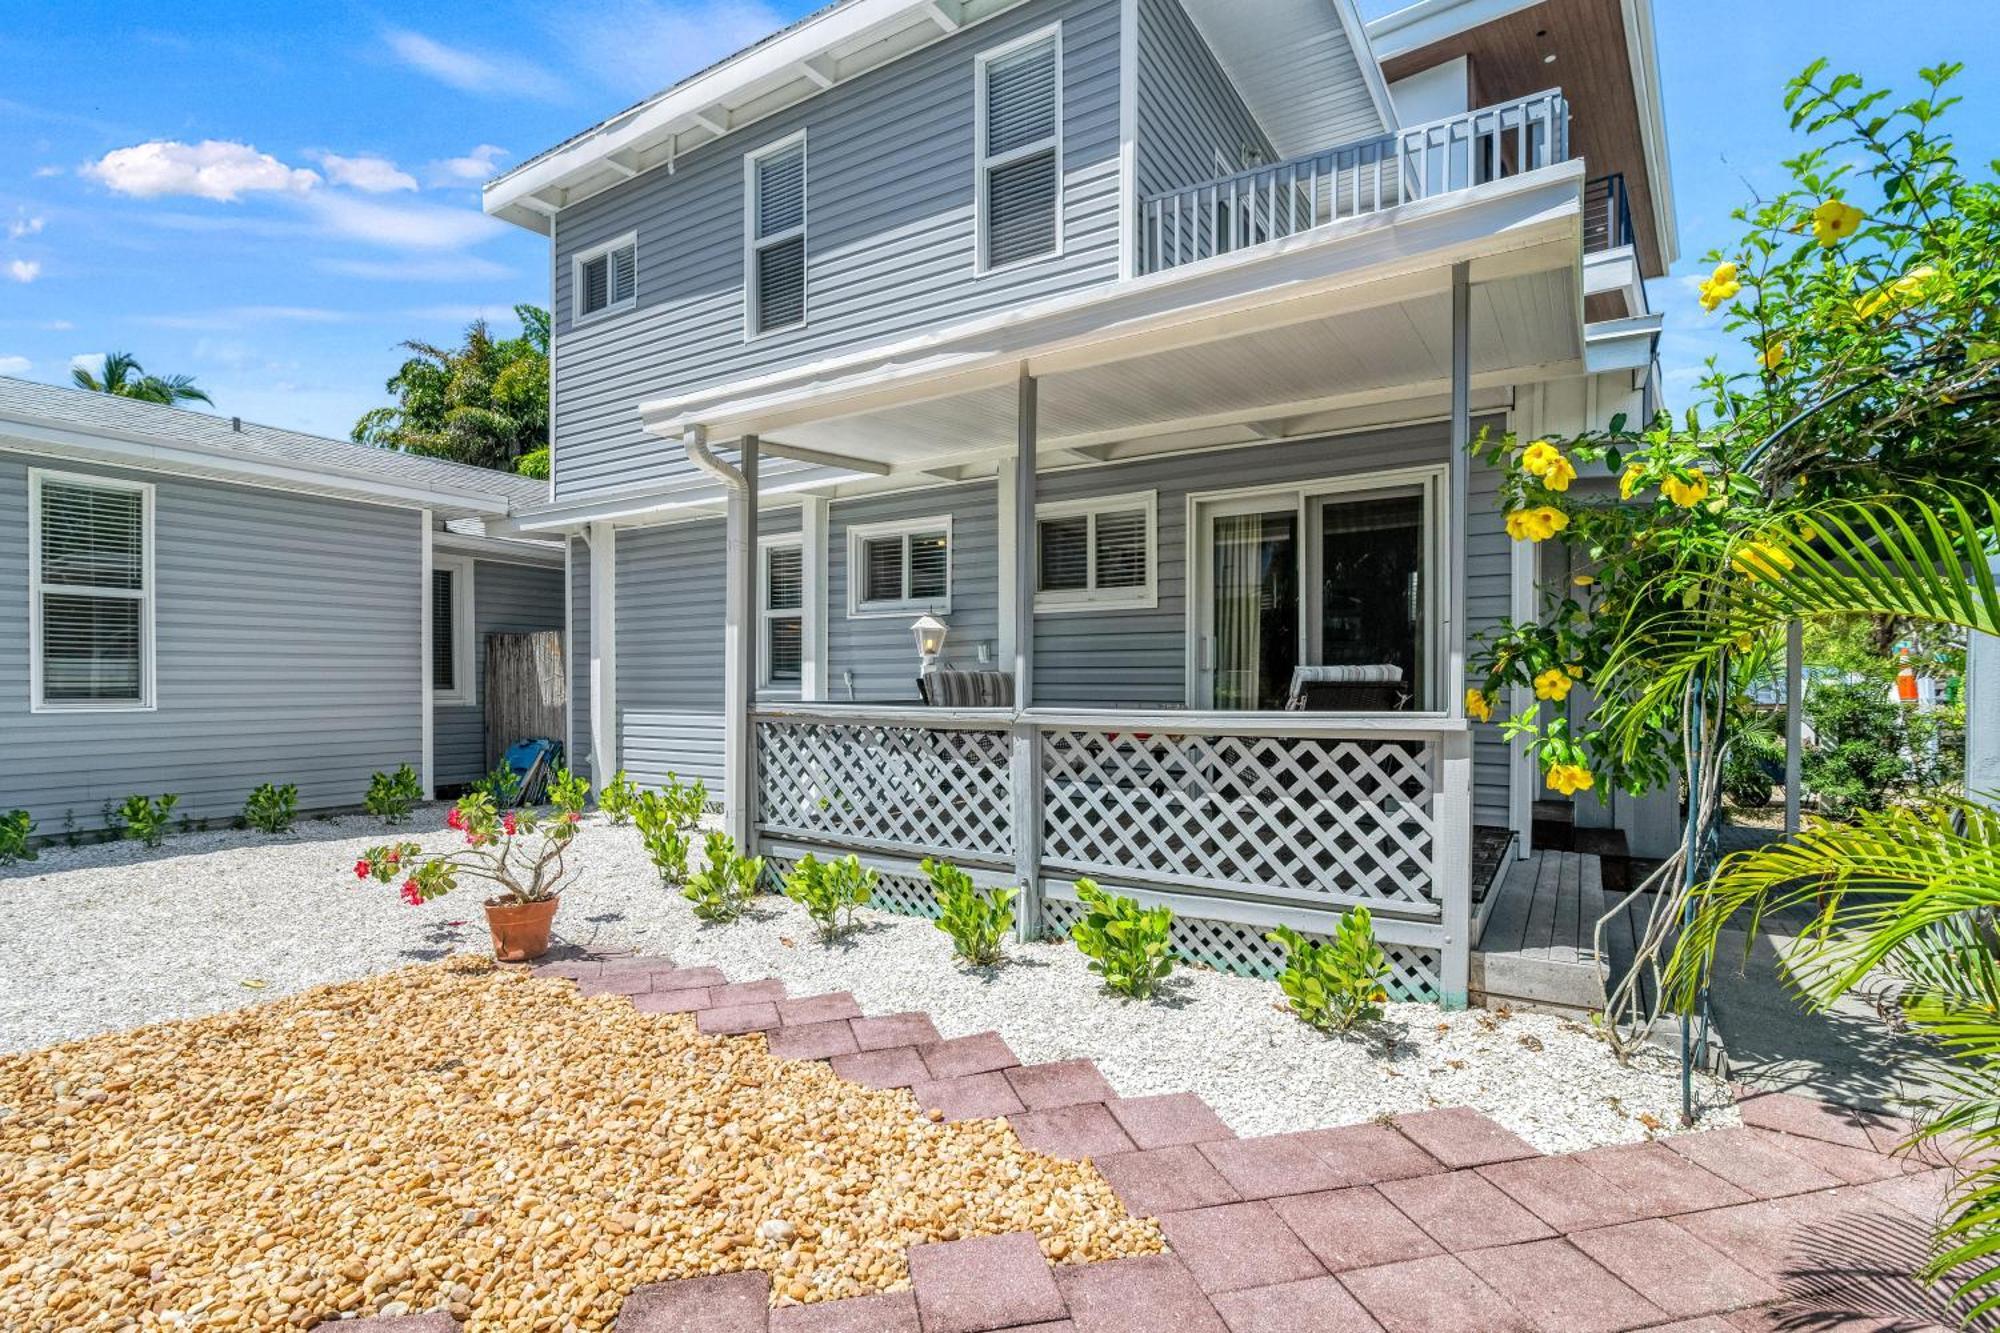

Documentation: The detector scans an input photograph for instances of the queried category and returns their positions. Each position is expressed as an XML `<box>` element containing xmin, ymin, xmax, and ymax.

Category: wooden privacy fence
<box><xmin>484</xmin><ymin>631</ymin><xmax>567</xmax><ymax>767</ymax></box>
<box><xmin>752</xmin><ymin>703</ymin><xmax>1473</xmax><ymax>1003</ymax></box>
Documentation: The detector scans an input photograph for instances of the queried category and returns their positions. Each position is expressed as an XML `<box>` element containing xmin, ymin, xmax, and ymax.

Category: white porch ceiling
<box><xmin>1178</xmin><ymin>0</ymin><xmax>1399</xmax><ymax>156</ymax></box>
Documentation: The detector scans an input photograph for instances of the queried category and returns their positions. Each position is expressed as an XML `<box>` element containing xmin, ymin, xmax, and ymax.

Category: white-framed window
<box><xmin>28</xmin><ymin>469</ymin><xmax>154</xmax><ymax>712</ymax></box>
<box><xmin>1035</xmin><ymin>491</ymin><xmax>1157</xmax><ymax>612</ymax></box>
<box><xmin>572</xmin><ymin>232</ymin><xmax>637</xmax><ymax>323</ymax></box>
<box><xmin>846</xmin><ymin>515</ymin><xmax>952</xmax><ymax>617</ymax></box>
<box><xmin>745</xmin><ymin>132</ymin><xmax>808</xmax><ymax>336</ymax></box>
<box><xmin>431</xmin><ymin>554</ymin><xmax>476</xmax><ymax>707</ymax></box>
<box><xmin>760</xmin><ymin>536</ymin><xmax>804</xmax><ymax>686</ymax></box>
<box><xmin>975</xmin><ymin>25</ymin><xmax>1063</xmax><ymax>272</ymax></box>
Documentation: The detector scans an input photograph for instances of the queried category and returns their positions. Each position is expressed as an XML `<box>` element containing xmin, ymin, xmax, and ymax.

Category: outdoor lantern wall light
<box><xmin>911</xmin><ymin>613</ymin><xmax>949</xmax><ymax>674</ymax></box>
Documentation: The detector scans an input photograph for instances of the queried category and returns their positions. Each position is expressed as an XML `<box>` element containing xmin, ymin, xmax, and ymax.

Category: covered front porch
<box><xmin>612</xmin><ymin>158</ymin><xmax>1595</xmax><ymax>1007</ymax></box>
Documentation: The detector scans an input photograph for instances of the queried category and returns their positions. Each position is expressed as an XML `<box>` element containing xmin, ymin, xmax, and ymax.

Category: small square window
<box><xmin>847</xmin><ymin>517</ymin><xmax>953</xmax><ymax>616</ymax></box>
<box><xmin>574</xmin><ymin>235</ymin><xmax>637</xmax><ymax>321</ymax></box>
<box><xmin>1034</xmin><ymin>493</ymin><xmax>1156</xmax><ymax>612</ymax></box>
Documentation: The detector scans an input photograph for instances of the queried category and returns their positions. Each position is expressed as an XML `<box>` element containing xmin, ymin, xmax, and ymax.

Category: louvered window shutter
<box><xmin>863</xmin><ymin>536</ymin><xmax>905</xmax><ymax>604</ymax></box>
<box><xmin>766</xmin><ymin>545</ymin><xmax>803</xmax><ymax>611</ymax></box>
<box><xmin>431</xmin><ymin>569</ymin><xmax>456</xmax><ymax>692</ymax></box>
<box><xmin>580</xmin><ymin>255</ymin><xmax>609</xmax><ymax>315</ymax></box>
<box><xmin>1093</xmin><ymin>508</ymin><xmax>1148</xmax><ymax>589</ymax></box>
<box><xmin>982</xmin><ymin>35</ymin><xmax>1059</xmax><ymax>267</ymax></box>
<box><xmin>610</xmin><ymin>244</ymin><xmax>637</xmax><ymax>305</ymax></box>
<box><xmin>764</xmin><ymin>544</ymin><xmax>804</xmax><ymax>683</ymax></box>
<box><xmin>908</xmin><ymin>531</ymin><xmax>949</xmax><ymax>600</ymax></box>
<box><xmin>37</xmin><ymin>478</ymin><xmax>147</xmax><ymax>704</ymax></box>
<box><xmin>753</xmin><ymin>142</ymin><xmax>807</xmax><ymax>332</ymax></box>
<box><xmin>1037</xmin><ymin>515</ymin><xmax>1088</xmax><ymax>592</ymax></box>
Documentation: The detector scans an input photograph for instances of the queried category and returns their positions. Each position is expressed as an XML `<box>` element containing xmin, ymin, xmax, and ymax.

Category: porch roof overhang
<box><xmin>1582</xmin><ymin>311</ymin><xmax>1661</xmax><ymax>380</ymax></box>
<box><xmin>638</xmin><ymin>162</ymin><xmax>1587</xmax><ymax>476</ymax></box>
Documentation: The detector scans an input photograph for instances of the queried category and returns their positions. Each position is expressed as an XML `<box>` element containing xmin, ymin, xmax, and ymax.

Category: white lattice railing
<box><xmin>754</xmin><ymin>706</ymin><xmax>1015</xmax><ymax>865</ymax></box>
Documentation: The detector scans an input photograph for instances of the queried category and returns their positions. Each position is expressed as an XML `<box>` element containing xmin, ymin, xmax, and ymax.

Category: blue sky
<box><xmin>0</xmin><ymin>0</ymin><xmax>1993</xmax><ymax>439</ymax></box>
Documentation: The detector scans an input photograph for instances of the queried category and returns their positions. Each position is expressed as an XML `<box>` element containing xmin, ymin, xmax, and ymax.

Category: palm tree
<box><xmin>71</xmin><ymin>351</ymin><xmax>212</xmax><ymax>406</ymax></box>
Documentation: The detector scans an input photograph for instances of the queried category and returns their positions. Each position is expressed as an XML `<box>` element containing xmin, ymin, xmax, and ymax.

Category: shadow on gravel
<box><xmin>400</xmin><ymin>920</ymin><xmax>480</xmax><ymax>963</ymax></box>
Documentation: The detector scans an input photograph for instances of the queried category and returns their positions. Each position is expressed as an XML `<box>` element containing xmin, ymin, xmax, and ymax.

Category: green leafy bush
<box><xmin>633</xmin><ymin>776</ymin><xmax>707</xmax><ymax>884</ymax></box>
<box><xmin>0</xmin><ymin>810</ymin><xmax>35</xmax><ymax>866</ymax></box>
<box><xmin>923</xmin><ymin>857</ymin><xmax>1015</xmax><ymax>966</ymax></box>
<box><xmin>683</xmin><ymin>832</ymin><xmax>762</xmax><ymax>922</ymax></box>
<box><xmin>243</xmin><ymin>782</ymin><xmax>298</xmax><ymax>834</ymax></box>
<box><xmin>1805</xmin><ymin>681</ymin><xmax>1912</xmax><ymax>821</ymax></box>
<box><xmin>600</xmin><ymin>769</ymin><xmax>639</xmax><ymax>825</ymax></box>
<box><xmin>548</xmin><ymin>766</ymin><xmax>591</xmax><ymax>818</ymax></box>
<box><xmin>1268</xmin><ymin>910</ymin><xmax>1389</xmax><ymax>1032</ymax></box>
<box><xmin>783</xmin><ymin>853</ymin><xmax>876</xmax><ymax>941</ymax></box>
<box><xmin>118</xmin><ymin>793</ymin><xmax>179</xmax><ymax>849</ymax></box>
<box><xmin>1070</xmin><ymin>878</ymin><xmax>1176</xmax><ymax>998</ymax></box>
<box><xmin>365</xmin><ymin>764</ymin><xmax>424</xmax><ymax>825</ymax></box>
<box><xmin>474</xmin><ymin>763</ymin><xmax>522</xmax><ymax>807</ymax></box>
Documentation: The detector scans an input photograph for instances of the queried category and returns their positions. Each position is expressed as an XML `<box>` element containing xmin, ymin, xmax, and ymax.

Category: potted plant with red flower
<box><xmin>352</xmin><ymin>792</ymin><xmax>582</xmax><ymax>961</ymax></box>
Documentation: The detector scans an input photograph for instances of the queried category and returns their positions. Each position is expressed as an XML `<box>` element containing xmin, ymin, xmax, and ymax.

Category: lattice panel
<box><xmin>757</xmin><ymin>720</ymin><xmax>1014</xmax><ymax>862</ymax></box>
<box><xmin>1039</xmin><ymin>896</ymin><xmax>1438</xmax><ymax>1001</ymax></box>
<box><xmin>763</xmin><ymin>853</ymin><xmax>941</xmax><ymax>921</ymax></box>
<box><xmin>1040</xmin><ymin>729</ymin><xmax>1437</xmax><ymax>909</ymax></box>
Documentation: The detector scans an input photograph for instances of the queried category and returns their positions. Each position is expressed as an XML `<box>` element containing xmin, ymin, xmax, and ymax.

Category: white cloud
<box><xmin>43</xmin><ymin>320</ymin><xmax>73</xmax><ymax>331</ymax></box>
<box><xmin>8</xmin><ymin>212</ymin><xmax>45</xmax><ymax>240</ymax></box>
<box><xmin>382</xmin><ymin>29</ymin><xmax>564</xmax><ymax>100</ymax></box>
<box><xmin>143</xmin><ymin>306</ymin><xmax>352</xmax><ymax>331</ymax></box>
<box><xmin>430</xmin><ymin>144</ymin><xmax>509</xmax><ymax>185</ymax></box>
<box><xmin>33</xmin><ymin>165</ymin><xmax>64</xmax><ymax>178</ymax></box>
<box><xmin>7</xmin><ymin>260</ymin><xmax>40</xmax><ymax>283</ymax></box>
<box><xmin>405</xmin><ymin>303</ymin><xmax>525</xmax><ymax>325</ymax></box>
<box><xmin>0</xmin><ymin>355</ymin><xmax>30</xmax><ymax>376</ymax></box>
<box><xmin>71</xmin><ymin>352</ymin><xmax>106</xmax><ymax>377</ymax></box>
<box><xmin>315</xmin><ymin>153</ymin><xmax>417</xmax><ymax>193</ymax></box>
<box><xmin>305</xmin><ymin>193</ymin><xmax>501</xmax><ymax>251</ymax></box>
<box><xmin>560</xmin><ymin>0</ymin><xmax>784</xmax><ymax>98</ymax></box>
<box><xmin>82</xmin><ymin>139</ymin><xmax>319</xmax><ymax>202</ymax></box>
<box><xmin>317</xmin><ymin>254</ymin><xmax>513</xmax><ymax>282</ymax></box>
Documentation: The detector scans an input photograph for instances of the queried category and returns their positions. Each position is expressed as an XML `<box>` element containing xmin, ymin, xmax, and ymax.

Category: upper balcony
<box><xmin>1136</xmin><ymin>89</ymin><xmax>1579</xmax><ymax>276</ymax></box>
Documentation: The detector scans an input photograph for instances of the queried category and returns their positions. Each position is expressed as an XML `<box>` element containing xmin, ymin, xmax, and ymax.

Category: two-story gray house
<box><xmin>485</xmin><ymin>0</ymin><xmax>1676</xmax><ymax>1007</ymax></box>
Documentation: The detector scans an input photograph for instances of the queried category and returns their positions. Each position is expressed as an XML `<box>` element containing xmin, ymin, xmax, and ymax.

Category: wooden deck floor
<box><xmin>1470</xmin><ymin>848</ymin><xmax>1651</xmax><ymax>1014</ymax></box>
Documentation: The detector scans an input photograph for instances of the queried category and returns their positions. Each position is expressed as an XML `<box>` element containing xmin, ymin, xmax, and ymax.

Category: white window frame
<box><xmin>432</xmin><ymin>553</ymin><xmax>477</xmax><ymax>707</ymax></box>
<box><xmin>846</xmin><ymin>514</ymin><xmax>954</xmax><ymax>618</ymax></box>
<box><xmin>1034</xmin><ymin>490</ymin><xmax>1158</xmax><ymax>613</ymax></box>
<box><xmin>974</xmin><ymin>23</ymin><xmax>1065</xmax><ymax>276</ymax></box>
<box><xmin>759</xmin><ymin>534</ymin><xmax>805</xmax><ymax>689</ymax></box>
<box><xmin>744</xmin><ymin>130</ymin><xmax>809</xmax><ymax>339</ymax></box>
<box><xmin>571</xmin><ymin>231</ymin><xmax>638</xmax><ymax>325</ymax></box>
<box><xmin>28</xmin><ymin>468</ymin><xmax>156</xmax><ymax>713</ymax></box>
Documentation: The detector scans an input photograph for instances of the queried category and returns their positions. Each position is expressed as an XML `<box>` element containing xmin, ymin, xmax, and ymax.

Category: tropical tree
<box><xmin>71</xmin><ymin>351</ymin><xmax>212</xmax><ymax>406</ymax></box>
<box><xmin>353</xmin><ymin>304</ymin><xmax>549</xmax><ymax>474</ymax></box>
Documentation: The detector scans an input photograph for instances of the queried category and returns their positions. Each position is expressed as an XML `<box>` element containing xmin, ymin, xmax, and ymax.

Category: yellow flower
<box><xmin>1893</xmin><ymin>264</ymin><xmax>1937</xmax><ymax>300</ymax></box>
<box><xmin>1564</xmin><ymin>663</ymin><xmax>1585</xmax><ymax>679</ymax></box>
<box><xmin>1619</xmin><ymin>464</ymin><xmax>1647</xmax><ymax>501</ymax></box>
<box><xmin>1540</xmin><ymin>455</ymin><xmax>1578</xmax><ymax>492</ymax></box>
<box><xmin>1521</xmin><ymin>440</ymin><xmax>1563</xmax><ymax>476</ymax></box>
<box><xmin>1854</xmin><ymin>287</ymin><xmax>1893</xmax><ymax>320</ymax></box>
<box><xmin>1544</xmin><ymin>763</ymin><xmax>1596</xmax><ymax>796</ymax></box>
<box><xmin>1697</xmin><ymin>261</ymin><xmax>1742</xmax><ymax>313</ymax></box>
<box><xmin>1661</xmin><ymin>470</ymin><xmax>1710</xmax><ymax>508</ymax></box>
<box><xmin>1759</xmin><ymin>340</ymin><xmax>1786</xmax><ymax>370</ymax></box>
<box><xmin>1572</xmin><ymin>574</ymin><xmax>1595</xmax><ymax>588</ymax></box>
<box><xmin>1734</xmin><ymin>632</ymin><xmax>1757</xmax><ymax>654</ymax></box>
<box><xmin>1504</xmin><ymin>506</ymin><xmax>1570</xmax><ymax>542</ymax></box>
<box><xmin>1811</xmin><ymin>199</ymin><xmax>1865</xmax><ymax>247</ymax></box>
<box><xmin>1464</xmin><ymin>688</ymin><xmax>1493</xmax><ymax>723</ymax></box>
<box><xmin>1533</xmin><ymin>667</ymin><xmax>1574</xmax><ymax>702</ymax></box>
<box><xmin>1730</xmin><ymin>541</ymin><xmax>1796</xmax><ymax>582</ymax></box>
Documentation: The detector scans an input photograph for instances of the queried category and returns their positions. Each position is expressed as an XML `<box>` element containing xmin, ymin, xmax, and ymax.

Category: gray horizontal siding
<box><xmin>616</xmin><ymin>520</ymin><xmax>726</xmax><ymax>789</ymax></box>
<box><xmin>1134</xmin><ymin>0</ymin><xmax>1274</xmax><ymax>198</ymax></box>
<box><xmin>828</xmin><ymin>482</ymin><xmax>999</xmax><ymax>702</ymax></box>
<box><xmin>434</xmin><ymin>555</ymin><xmax>566</xmax><ymax>788</ymax></box>
<box><xmin>0</xmin><ymin>450</ymin><xmax>422</xmax><ymax>836</ymax></box>
<box><xmin>550</xmin><ymin>0</ymin><xmax>1124</xmax><ymax>500</ymax></box>
<box><xmin>1465</xmin><ymin>448</ymin><xmax>1512</xmax><ymax>828</ymax></box>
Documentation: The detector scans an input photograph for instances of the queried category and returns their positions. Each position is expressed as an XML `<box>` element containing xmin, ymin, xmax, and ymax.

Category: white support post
<box><xmin>1010</xmin><ymin>369</ymin><xmax>1043</xmax><ymax>943</ymax></box>
<box><xmin>801</xmin><ymin>495</ymin><xmax>830</xmax><ymax>703</ymax></box>
<box><xmin>420</xmin><ymin>510</ymin><xmax>435</xmax><ymax>799</ymax></box>
<box><xmin>1441</xmin><ymin>262</ymin><xmax>1474</xmax><ymax>1007</ymax></box>
<box><xmin>588</xmin><ymin>521</ymin><xmax>619</xmax><ymax>797</ymax></box>
<box><xmin>723</xmin><ymin>436</ymin><xmax>761</xmax><ymax>850</ymax></box>
<box><xmin>1784</xmin><ymin>619</ymin><xmax>1804</xmax><ymax>835</ymax></box>
<box><xmin>1438</xmin><ymin>730</ymin><xmax>1475</xmax><ymax>1008</ymax></box>
<box><xmin>1508</xmin><ymin>384</ymin><xmax>1538</xmax><ymax>859</ymax></box>
<box><xmin>1969</xmin><ymin>558</ymin><xmax>2000</xmax><ymax>811</ymax></box>
<box><xmin>996</xmin><ymin>466</ymin><xmax>1018</xmax><ymax>672</ymax></box>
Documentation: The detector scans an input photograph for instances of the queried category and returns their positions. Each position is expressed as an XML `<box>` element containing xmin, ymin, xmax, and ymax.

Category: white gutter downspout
<box><xmin>683</xmin><ymin>426</ymin><xmax>760</xmax><ymax>848</ymax></box>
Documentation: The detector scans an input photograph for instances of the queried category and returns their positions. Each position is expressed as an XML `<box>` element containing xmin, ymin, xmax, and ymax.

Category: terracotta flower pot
<box><xmin>484</xmin><ymin>895</ymin><xmax>560</xmax><ymax>962</ymax></box>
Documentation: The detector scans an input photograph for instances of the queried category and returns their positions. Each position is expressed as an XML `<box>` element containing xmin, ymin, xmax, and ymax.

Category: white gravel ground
<box><xmin>0</xmin><ymin>809</ymin><xmax>1735</xmax><ymax>1152</ymax></box>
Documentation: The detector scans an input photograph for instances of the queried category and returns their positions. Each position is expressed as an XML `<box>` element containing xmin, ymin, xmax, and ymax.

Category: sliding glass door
<box><xmin>1206</xmin><ymin>501</ymin><xmax>1298</xmax><ymax>712</ymax></box>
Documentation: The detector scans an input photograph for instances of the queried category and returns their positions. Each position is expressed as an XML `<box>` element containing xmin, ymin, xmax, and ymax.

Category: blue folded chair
<box><xmin>501</xmin><ymin>738</ymin><xmax>562</xmax><ymax>808</ymax></box>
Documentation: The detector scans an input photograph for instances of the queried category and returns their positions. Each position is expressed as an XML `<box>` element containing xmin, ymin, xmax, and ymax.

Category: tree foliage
<box><xmin>353</xmin><ymin>305</ymin><xmax>549</xmax><ymax>474</ymax></box>
<box><xmin>71</xmin><ymin>351</ymin><xmax>211</xmax><ymax>406</ymax></box>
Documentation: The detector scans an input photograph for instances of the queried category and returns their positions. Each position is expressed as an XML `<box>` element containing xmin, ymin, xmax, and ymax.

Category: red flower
<box><xmin>446</xmin><ymin>808</ymin><xmax>465</xmax><ymax>832</ymax></box>
<box><xmin>401</xmin><ymin>879</ymin><xmax>423</xmax><ymax>906</ymax></box>
<box><xmin>502</xmin><ymin>813</ymin><xmax>518</xmax><ymax>837</ymax></box>
<box><xmin>565</xmin><ymin>812</ymin><xmax>581</xmax><ymax>824</ymax></box>
<box><xmin>353</xmin><ymin>859</ymin><xmax>371</xmax><ymax>880</ymax></box>
<box><xmin>386</xmin><ymin>850</ymin><xmax>401</xmax><ymax>864</ymax></box>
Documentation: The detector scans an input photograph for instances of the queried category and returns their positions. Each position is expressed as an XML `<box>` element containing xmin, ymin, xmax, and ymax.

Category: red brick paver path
<box><xmin>374</xmin><ymin>956</ymin><xmax>1978</xmax><ymax>1332</ymax></box>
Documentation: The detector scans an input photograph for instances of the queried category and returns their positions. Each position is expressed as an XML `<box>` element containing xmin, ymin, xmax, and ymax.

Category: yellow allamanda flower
<box><xmin>1544</xmin><ymin>763</ymin><xmax>1596</xmax><ymax>796</ymax></box>
<box><xmin>1521</xmin><ymin>440</ymin><xmax>1563</xmax><ymax>476</ymax></box>
<box><xmin>1564</xmin><ymin>663</ymin><xmax>1585</xmax><ymax>679</ymax></box>
<box><xmin>1730</xmin><ymin>541</ymin><xmax>1796</xmax><ymax>581</ymax></box>
<box><xmin>1811</xmin><ymin>199</ymin><xmax>1865</xmax><ymax>248</ymax></box>
<box><xmin>1619</xmin><ymin>464</ymin><xmax>1647</xmax><ymax>500</ymax></box>
<box><xmin>1661</xmin><ymin>470</ymin><xmax>1710</xmax><ymax>508</ymax></box>
<box><xmin>1759</xmin><ymin>340</ymin><xmax>1786</xmax><ymax>370</ymax></box>
<box><xmin>1697</xmin><ymin>260</ymin><xmax>1741</xmax><ymax>313</ymax></box>
<box><xmin>1504</xmin><ymin>506</ymin><xmax>1569</xmax><ymax>542</ymax></box>
<box><xmin>1572</xmin><ymin>574</ymin><xmax>1595</xmax><ymax>588</ymax></box>
<box><xmin>1533</xmin><ymin>667</ymin><xmax>1574</xmax><ymax>702</ymax></box>
<box><xmin>1540</xmin><ymin>455</ymin><xmax>1578</xmax><ymax>492</ymax></box>
<box><xmin>1464</xmin><ymin>688</ymin><xmax>1493</xmax><ymax>723</ymax></box>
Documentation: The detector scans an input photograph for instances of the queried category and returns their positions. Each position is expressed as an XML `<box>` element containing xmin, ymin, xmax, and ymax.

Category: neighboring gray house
<box><xmin>483</xmin><ymin>0</ymin><xmax>1677</xmax><ymax>1005</ymax></box>
<box><xmin>0</xmin><ymin>379</ymin><xmax>563</xmax><ymax>835</ymax></box>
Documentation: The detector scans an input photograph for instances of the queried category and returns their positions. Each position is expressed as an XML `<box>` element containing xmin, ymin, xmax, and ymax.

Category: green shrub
<box><xmin>683</xmin><ymin>832</ymin><xmax>762</xmax><ymax>922</ymax></box>
<box><xmin>783</xmin><ymin>853</ymin><xmax>876</xmax><ymax>942</ymax></box>
<box><xmin>633</xmin><ymin>776</ymin><xmax>707</xmax><ymax>884</ymax></box>
<box><xmin>1268</xmin><ymin>911</ymin><xmax>1389</xmax><ymax>1032</ymax></box>
<box><xmin>600</xmin><ymin>769</ymin><xmax>639</xmax><ymax>825</ymax></box>
<box><xmin>548</xmin><ymin>766</ymin><xmax>591</xmax><ymax>818</ymax></box>
<box><xmin>1804</xmin><ymin>681</ymin><xmax>1911</xmax><ymax>821</ymax></box>
<box><xmin>1070</xmin><ymin>878</ymin><xmax>1175</xmax><ymax>998</ymax></box>
<box><xmin>0</xmin><ymin>810</ymin><xmax>35</xmax><ymax>866</ymax></box>
<box><xmin>923</xmin><ymin>857</ymin><xmax>1015</xmax><ymax>966</ymax></box>
<box><xmin>365</xmin><ymin>764</ymin><xmax>424</xmax><ymax>825</ymax></box>
<box><xmin>243</xmin><ymin>782</ymin><xmax>298</xmax><ymax>834</ymax></box>
<box><xmin>118</xmin><ymin>793</ymin><xmax>180</xmax><ymax>849</ymax></box>
<box><xmin>474</xmin><ymin>763</ymin><xmax>522</xmax><ymax>807</ymax></box>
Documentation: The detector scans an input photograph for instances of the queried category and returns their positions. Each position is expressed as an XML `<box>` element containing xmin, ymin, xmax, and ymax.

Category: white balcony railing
<box><xmin>1138</xmin><ymin>89</ymin><xmax>1571</xmax><ymax>275</ymax></box>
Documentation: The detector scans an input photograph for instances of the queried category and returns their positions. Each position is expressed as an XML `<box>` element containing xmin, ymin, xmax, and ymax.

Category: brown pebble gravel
<box><xmin>0</xmin><ymin>957</ymin><xmax>1161</xmax><ymax>1330</ymax></box>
